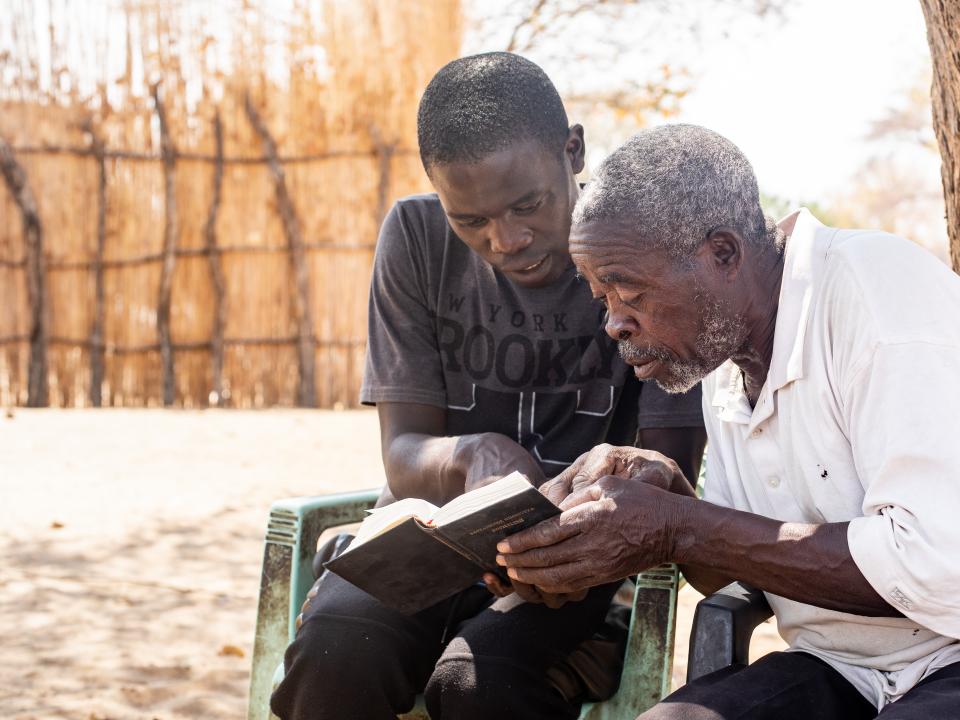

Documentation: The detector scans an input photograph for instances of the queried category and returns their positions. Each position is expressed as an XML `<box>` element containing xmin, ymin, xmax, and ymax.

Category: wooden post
<box><xmin>244</xmin><ymin>92</ymin><xmax>316</xmax><ymax>407</ymax></box>
<box><xmin>0</xmin><ymin>137</ymin><xmax>48</xmax><ymax>407</ymax></box>
<box><xmin>205</xmin><ymin>111</ymin><xmax>227</xmax><ymax>407</ymax></box>
<box><xmin>920</xmin><ymin>0</ymin><xmax>960</xmax><ymax>272</ymax></box>
<box><xmin>89</xmin><ymin>127</ymin><xmax>107</xmax><ymax>407</ymax></box>
<box><xmin>153</xmin><ymin>83</ymin><xmax>178</xmax><ymax>406</ymax></box>
<box><xmin>370</xmin><ymin>126</ymin><xmax>396</xmax><ymax>226</ymax></box>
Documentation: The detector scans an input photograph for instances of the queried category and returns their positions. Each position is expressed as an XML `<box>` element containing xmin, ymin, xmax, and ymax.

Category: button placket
<box><xmin>745</xmin><ymin>425</ymin><xmax>785</xmax><ymax>499</ymax></box>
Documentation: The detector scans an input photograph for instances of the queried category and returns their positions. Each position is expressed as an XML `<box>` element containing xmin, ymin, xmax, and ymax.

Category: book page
<box><xmin>344</xmin><ymin>497</ymin><xmax>438</xmax><ymax>552</ymax></box>
<box><xmin>433</xmin><ymin>471</ymin><xmax>533</xmax><ymax>526</ymax></box>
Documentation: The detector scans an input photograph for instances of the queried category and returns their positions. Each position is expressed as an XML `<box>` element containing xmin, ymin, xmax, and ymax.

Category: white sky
<box><xmin>468</xmin><ymin>0</ymin><xmax>937</xmax><ymax>208</ymax></box>
<box><xmin>673</xmin><ymin>0</ymin><xmax>933</xmax><ymax>203</ymax></box>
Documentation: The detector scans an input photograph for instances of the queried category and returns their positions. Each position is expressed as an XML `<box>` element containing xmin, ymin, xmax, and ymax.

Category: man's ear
<box><xmin>566</xmin><ymin>124</ymin><xmax>585</xmax><ymax>175</ymax></box>
<box><xmin>704</xmin><ymin>226</ymin><xmax>745</xmax><ymax>281</ymax></box>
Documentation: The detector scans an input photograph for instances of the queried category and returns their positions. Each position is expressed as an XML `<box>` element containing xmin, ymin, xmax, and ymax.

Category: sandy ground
<box><xmin>0</xmin><ymin>408</ymin><xmax>785</xmax><ymax>719</ymax></box>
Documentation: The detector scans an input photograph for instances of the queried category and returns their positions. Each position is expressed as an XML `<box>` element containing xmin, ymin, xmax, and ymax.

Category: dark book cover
<box><xmin>436</xmin><ymin>484</ymin><xmax>561</xmax><ymax>573</ymax></box>
<box><xmin>324</xmin><ymin>517</ymin><xmax>482</xmax><ymax>614</ymax></box>
<box><xmin>324</xmin><ymin>483</ymin><xmax>560</xmax><ymax>614</ymax></box>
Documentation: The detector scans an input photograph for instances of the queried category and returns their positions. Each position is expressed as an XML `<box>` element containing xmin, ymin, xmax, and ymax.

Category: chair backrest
<box><xmin>248</xmin><ymin>490</ymin><xmax>381</xmax><ymax>720</ymax></box>
<box><xmin>580</xmin><ymin>564</ymin><xmax>679</xmax><ymax>719</ymax></box>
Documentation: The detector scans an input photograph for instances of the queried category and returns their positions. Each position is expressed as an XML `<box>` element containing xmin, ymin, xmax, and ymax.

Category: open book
<box><xmin>324</xmin><ymin>471</ymin><xmax>560</xmax><ymax>614</ymax></box>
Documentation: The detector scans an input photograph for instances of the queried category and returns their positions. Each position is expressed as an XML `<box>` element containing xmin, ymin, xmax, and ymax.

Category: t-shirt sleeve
<box><xmin>359</xmin><ymin>201</ymin><xmax>447</xmax><ymax>408</ymax></box>
<box><xmin>637</xmin><ymin>380</ymin><xmax>704</xmax><ymax>429</ymax></box>
<box><xmin>845</xmin><ymin>341</ymin><xmax>960</xmax><ymax>639</ymax></box>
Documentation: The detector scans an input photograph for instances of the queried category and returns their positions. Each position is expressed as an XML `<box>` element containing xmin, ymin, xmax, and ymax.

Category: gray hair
<box><xmin>573</xmin><ymin>124</ymin><xmax>774</xmax><ymax>259</ymax></box>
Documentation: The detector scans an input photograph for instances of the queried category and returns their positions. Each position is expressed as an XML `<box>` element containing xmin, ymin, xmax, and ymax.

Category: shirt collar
<box><xmin>710</xmin><ymin>208</ymin><xmax>828</xmax><ymax>424</ymax></box>
<box><xmin>767</xmin><ymin>208</ymin><xmax>827</xmax><ymax>392</ymax></box>
<box><xmin>710</xmin><ymin>360</ymin><xmax>753</xmax><ymax>424</ymax></box>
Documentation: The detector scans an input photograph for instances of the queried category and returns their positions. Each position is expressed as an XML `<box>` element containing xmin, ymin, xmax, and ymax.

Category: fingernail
<box><xmin>496</xmin><ymin>541</ymin><xmax>508</xmax><ymax>552</ymax></box>
<box><xmin>495</xmin><ymin>554</ymin><xmax>506</xmax><ymax>566</ymax></box>
<box><xmin>507</xmin><ymin>568</ymin><xmax>518</xmax><ymax>580</ymax></box>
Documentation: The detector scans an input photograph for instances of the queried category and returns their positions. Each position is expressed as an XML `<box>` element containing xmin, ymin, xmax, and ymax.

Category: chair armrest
<box><xmin>686</xmin><ymin>582</ymin><xmax>773</xmax><ymax>683</ymax></box>
<box><xmin>581</xmin><ymin>564</ymin><xmax>680</xmax><ymax>719</ymax></box>
<box><xmin>247</xmin><ymin>490</ymin><xmax>379</xmax><ymax>720</ymax></box>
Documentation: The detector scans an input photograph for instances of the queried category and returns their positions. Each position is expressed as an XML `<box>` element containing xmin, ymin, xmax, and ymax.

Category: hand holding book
<box><xmin>325</xmin><ymin>471</ymin><xmax>561</xmax><ymax>614</ymax></box>
<box><xmin>455</xmin><ymin>432</ymin><xmax>547</xmax><ymax>494</ymax></box>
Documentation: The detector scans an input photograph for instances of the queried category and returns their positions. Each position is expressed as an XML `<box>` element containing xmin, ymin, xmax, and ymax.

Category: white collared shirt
<box><xmin>702</xmin><ymin>209</ymin><xmax>960</xmax><ymax>708</ymax></box>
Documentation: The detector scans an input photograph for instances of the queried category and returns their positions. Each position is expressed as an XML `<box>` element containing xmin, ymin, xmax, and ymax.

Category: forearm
<box><xmin>678</xmin><ymin>563</ymin><xmax>737</xmax><ymax>597</ymax></box>
<box><xmin>383</xmin><ymin>432</ymin><xmax>469</xmax><ymax>505</ymax></box>
<box><xmin>671</xmin><ymin>496</ymin><xmax>899</xmax><ymax>617</ymax></box>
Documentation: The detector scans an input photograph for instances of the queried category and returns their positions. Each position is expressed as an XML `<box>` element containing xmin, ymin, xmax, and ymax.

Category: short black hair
<box><xmin>417</xmin><ymin>52</ymin><xmax>569</xmax><ymax>172</ymax></box>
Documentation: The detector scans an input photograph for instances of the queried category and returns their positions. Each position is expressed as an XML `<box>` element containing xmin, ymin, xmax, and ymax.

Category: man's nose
<box><xmin>604</xmin><ymin>302</ymin><xmax>638</xmax><ymax>342</ymax></box>
<box><xmin>488</xmin><ymin>218</ymin><xmax>533</xmax><ymax>255</ymax></box>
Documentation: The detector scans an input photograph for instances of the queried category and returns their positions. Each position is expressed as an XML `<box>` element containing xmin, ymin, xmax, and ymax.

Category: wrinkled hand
<box><xmin>495</xmin><ymin>474</ymin><xmax>690</xmax><ymax>594</ymax></box>
<box><xmin>538</xmin><ymin>443</ymin><xmax>692</xmax><ymax>508</ymax></box>
<box><xmin>481</xmin><ymin>571</ymin><xmax>588</xmax><ymax>608</ymax></box>
<box><xmin>460</xmin><ymin>432</ymin><xmax>547</xmax><ymax>494</ymax></box>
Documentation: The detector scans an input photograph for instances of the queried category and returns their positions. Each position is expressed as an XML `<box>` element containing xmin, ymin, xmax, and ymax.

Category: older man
<box><xmin>497</xmin><ymin>124</ymin><xmax>960</xmax><ymax>718</ymax></box>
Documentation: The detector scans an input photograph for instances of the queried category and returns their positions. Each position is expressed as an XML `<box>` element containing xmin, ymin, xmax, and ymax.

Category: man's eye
<box><xmin>593</xmin><ymin>296</ymin><xmax>608</xmax><ymax>307</ymax></box>
<box><xmin>461</xmin><ymin>217</ymin><xmax>487</xmax><ymax>229</ymax></box>
<box><xmin>512</xmin><ymin>201</ymin><xmax>541</xmax><ymax>216</ymax></box>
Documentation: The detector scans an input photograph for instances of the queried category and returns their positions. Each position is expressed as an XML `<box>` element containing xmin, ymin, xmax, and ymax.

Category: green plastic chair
<box><xmin>246</xmin><ymin>489</ymin><xmax>681</xmax><ymax>720</ymax></box>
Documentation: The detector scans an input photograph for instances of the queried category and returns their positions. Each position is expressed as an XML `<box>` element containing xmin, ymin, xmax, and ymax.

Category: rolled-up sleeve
<box><xmin>845</xmin><ymin>341</ymin><xmax>960</xmax><ymax>639</ymax></box>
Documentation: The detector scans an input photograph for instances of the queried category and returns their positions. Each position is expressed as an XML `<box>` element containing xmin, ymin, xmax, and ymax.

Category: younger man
<box><xmin>271</xmin><ymin>53</ymin><xmax>705</xmax><ymax>720</ymax></box>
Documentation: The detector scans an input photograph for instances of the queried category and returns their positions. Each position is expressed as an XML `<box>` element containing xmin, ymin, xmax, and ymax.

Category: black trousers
<box><xmin>270</xmin><ymin>569</ymin><xmax>619</xmax><ymax>720</ymax></box>
<box><xmin>642</xmin><ymin>650</ymin><xmax>960</xmax><ymax>720</ymax></box>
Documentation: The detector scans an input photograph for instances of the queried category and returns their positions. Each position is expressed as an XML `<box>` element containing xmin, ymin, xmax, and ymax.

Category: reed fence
<box><xmin>0</xmin><ymin>0</ymin><xmax>461</xmax><ymax>408</ymax></box>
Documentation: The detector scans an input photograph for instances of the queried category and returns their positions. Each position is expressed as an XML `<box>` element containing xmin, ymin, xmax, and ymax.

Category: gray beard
<box><xmin>618</xmin><ymin>296</ymin><xmax>746</xmax><ymax>395</ymax></box>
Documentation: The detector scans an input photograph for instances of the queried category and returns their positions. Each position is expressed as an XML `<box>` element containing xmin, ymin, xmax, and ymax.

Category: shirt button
<box><xmin>767</xmin><ymin>476</ymin><xmax>780</xmax><ymax>488</ymax></box>
<box><xmin>750</xmin><ymin>428</ymin><xmax>763</xmax><ymax>438</ymax></box>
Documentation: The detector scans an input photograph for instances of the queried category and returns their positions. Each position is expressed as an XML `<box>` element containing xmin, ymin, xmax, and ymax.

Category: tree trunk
<box><xmin>919</xmin><ymin>0</ymin><xmax>960</xmax><ymax>272</ymax></box>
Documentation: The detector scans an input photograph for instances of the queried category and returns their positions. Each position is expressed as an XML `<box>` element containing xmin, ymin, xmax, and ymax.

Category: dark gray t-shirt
<box><xmin>360</xmin><ymin>194</ymin><xmax>703</xmax><ymax>475</ymax></box>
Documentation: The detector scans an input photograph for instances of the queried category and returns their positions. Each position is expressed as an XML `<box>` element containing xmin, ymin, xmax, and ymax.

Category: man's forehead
<box><xmin>433</xmin><ymin>141</ymin><xmax>558</xmax><ymax>211</ymax></box>
<box><xmin>570</xmin><ymin>223</ymin><xmax>632</xmax><ymax>259</ymax></box>
<box><xmin>444</xmin><ymin>184</ymin><xmax>543</xmax><ymax>219</ymax></box>
<box><xmin>570</xmin><ymin>229</ymin><xmax>670</xmax><ymax>286</ymax></box>
<box><xmin>575</xmin><ymin>261</ymin><xmax>654</xmax><ymax>291</ymax></box>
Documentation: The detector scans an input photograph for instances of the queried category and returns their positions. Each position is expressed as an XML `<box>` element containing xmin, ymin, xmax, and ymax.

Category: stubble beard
<box><xmin>618</xmin><ymin>294</ymin><xmax>747</xmax><ymax>395</ymax></box>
